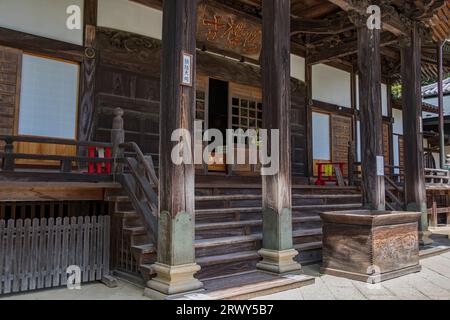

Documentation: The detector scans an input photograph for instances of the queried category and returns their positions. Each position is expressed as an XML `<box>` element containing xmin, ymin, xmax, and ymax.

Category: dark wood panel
<box><xmin>331</xmin><ymin>114</ymin><xmax>352</xmax><ymax>175</ymax></box>
<box><xmin>291</xmin><ymin>81</ymin><xmax>307</xmax><ymax>177</ymax></box>
<box><xmin>0</xmin><ymin>46</ymin><xmax>20</xmax><ymax>140</ymax></box>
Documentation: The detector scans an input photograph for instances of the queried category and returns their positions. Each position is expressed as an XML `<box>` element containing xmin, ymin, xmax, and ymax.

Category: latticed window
<box><xmin>231</xmin><ymin>97</ymin><xmax>262</xmax><ymax>131</ymax></box>
<box><xmin>196</xmin><ymin>91</ymin><xmax>206</xmax><ymax>121</ymax></box>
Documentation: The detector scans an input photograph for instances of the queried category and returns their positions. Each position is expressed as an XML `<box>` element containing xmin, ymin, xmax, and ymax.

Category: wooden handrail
<box><xmin>120</xmin><ymin>142</ymin><xmax>158</xmax><ymax>188</ymax></box>
<box><xmin>0</xmin><ymin>135</ymin><xmax>112</xmax><ymax>148</ymax></box>
<box><xmin>110</xmin><ymin>109</ymin><xmax>159</xmax><ymax>247</ymax></box>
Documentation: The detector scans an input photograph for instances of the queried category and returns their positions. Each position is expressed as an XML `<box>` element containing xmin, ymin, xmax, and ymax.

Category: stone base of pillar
<box><xmin>257</xmin><ymin>248</ymin><xmax>302</xmax><ymax>275</ymax></box>
<box><xmin>419</xmin><ymin>230</ymin><xmax>434</xmax><ymax>246</ymax></box>
<box><xmin>144</xmin><ymin>262</ymin><xmax>204</xmax><ymax>300</ymax></box>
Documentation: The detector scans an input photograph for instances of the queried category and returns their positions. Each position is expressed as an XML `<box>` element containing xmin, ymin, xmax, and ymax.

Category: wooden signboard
<box><xmin>197</xmin><ymin>2</ymin><xmax>262</xmax><ymax>61</ymax></box>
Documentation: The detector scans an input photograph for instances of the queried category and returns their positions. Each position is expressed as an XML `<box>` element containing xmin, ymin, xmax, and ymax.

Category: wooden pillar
<box><xmin>305</xmin><ymin>60</ymin><xmax>314</xmax><ymax>179</ymax></box>
<box><xmin>79</xmin><ymin>0</ymin><xmax>98</xmax><ymax>143</ymax></box>
<box><xmin>257</xmin><ymin>0</ymin><xmax>302</xmax><ymax>274</ymax></box>
<box><xmin>437</xmin><ymin>41</ymin><xmax>445</xmax><ymax>169</ymax></box>
<box><xmin>145</xmin><ymin>0</ymin><xmax>203</xmax><ymax>299</ymax></box>
<box><xmin>400</xmin><ymin>23</ymin><xmax>431</xmax><ymax>245</ymax></box>
<box><xmin>353</xmin><ymin>13</ymin><xmax>385</xmax><ymax>211</ymax></box>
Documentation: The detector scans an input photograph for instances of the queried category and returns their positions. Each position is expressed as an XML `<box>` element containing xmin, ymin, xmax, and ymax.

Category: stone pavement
<box><xmin>2</xmin><ymin>252</ymin><xmax>450</xmax><ymax>300</ymax></box>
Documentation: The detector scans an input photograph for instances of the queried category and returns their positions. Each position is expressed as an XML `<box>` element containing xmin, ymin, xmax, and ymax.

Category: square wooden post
<box><xmin>257</xmin><ymin>0</ymin><xmax>302</xmax><ymax>275</ymax></box>
<box><xmin>352</xmin><ymin>13</ymin><xmax>385</xmax><ymax>211</ymax></box>
<box><xmin>145</xmin><ymin>0</ymin><xmax>203</xmax><ymax>299</ymax></box>
<box><xmin>437</xmin><ymin>41</ymin><xmax>445</xmax><ymax>169</ymax></box>
<box><xmin>400</xmin><ymin>23</ymin><xmax>432</xmax><ymax>245</ymax></box>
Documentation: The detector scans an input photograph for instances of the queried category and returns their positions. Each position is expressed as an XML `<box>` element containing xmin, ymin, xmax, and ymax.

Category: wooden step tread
<box><xmin>132</xmin><ymin>244</ymin><xmax>155</xmax><ymax>254</ymax></box>
<box><xmin>106</xmin><ymin>195</ymin><xmax>130</xmax><ymax>202</ymax></box>
<box><xmin>196</xmin><ymin>207</ymin><xmax>261</xmax><ymax>215</ymax></box>
<box><xmin>195</xmin><ymin>235</ymin><xmax>261</xmax><ymax>248</ymax></box>
<box><xmin>293</xmin><ymin>194</ymin><xmax>361</xmax><ymax>199</ymax></box>
<box><xmin>294</xmin><ymin>216</ymin><xmax>322</xmax><ymax>223</ymax></box>
<box><xmin>196</xmin><ymin>203</ymin><xmax>362</xmax><ymax>215</ymax></box>
<box><xmin>196</xmin><ymin>216</ymin><xmax>321</xmax><ymax>231</ymax></box>
<box><xmin>115</xmin><ymin>210</ymin><xmax>138</xmax><ymax>215</ymax></box>
<box><xmin>123</xmin><ymin>226</ymin><xmax>146</xmax><ymax>235</ymax></box>
<box><xmin>197</xmin><ymin>250</ymin><xmax>261</xmax><ymax>266</ymax></box>
<box><xmin>196</xmin><ymin>193</ymin><xmax>361</xmax><ymax>202</ymax></box>
<box><xmin>295</xmin><ymin>241</ymin><xmax>322</xmax><ymax>251</ymax></box>
<box><xmin>195</xmin><ymin>228</ymin><xmax>321</xmax><ymax>248</ymax></box>
<box><xmin>181</xmin><ymin>272</ymin><xmax>315</xmax><ymax>300</ymax></box>
<box><xmin>196</xmin><ymin>220</ymin><xmax>261</xmax><ymax>231</ymax></box>
<box><xmin>196</xmin><ymin>194</ymin><xmax>261</xmax><ymax>201</ymax></box>
<box><xmin>293</xmin><ymin>228</ymin><xmax>323</xmax><ymax>237</ymax></box>
<box><xmin>293</xmin><ymin>203</ymin><xmax>362</xmax><ymax>210</ymax></box>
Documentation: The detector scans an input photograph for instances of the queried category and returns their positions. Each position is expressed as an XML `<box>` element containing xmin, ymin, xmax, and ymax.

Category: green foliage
<box><xmin>391</xmin><ymin>83</ymin><xmax>402</xmax><ymax>99</ymax></box>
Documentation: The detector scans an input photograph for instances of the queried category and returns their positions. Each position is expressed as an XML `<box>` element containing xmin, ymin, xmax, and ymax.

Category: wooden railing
<box><xmin>425</xmin><ymin>168</ymin><xmax>450</xmax><ymax>186</ymax></box>
<box><xmin>111</xmin><ymin>108</ymin><xmax>158</xmax><ymax>246</ymax></box>
<box><xmin>0</xmin><ymin>135</ymin><xmax>113</xmax><ymax>174</ymax></box>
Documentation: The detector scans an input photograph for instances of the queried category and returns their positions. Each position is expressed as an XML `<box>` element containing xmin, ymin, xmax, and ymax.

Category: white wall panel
<box><xmin>19</xmin><ymin>54</ymin><xmax>79</xmax><ymax>139</ymax></box>
<box><xmin>312</xmin><ymin>112</ymin><xmax>330</xmax><ymax>160</ymax></box>
<box><xmin>98</xmin><ymin>0</ymin><xmax>162</xmax><ymax>40</ymax></box>
<box><xmin>392</xmin><ymin>108</ymin><xmax>403</xmax><ymax>135</ymax></box>
<box><xmin>312</xmin><ymin>64</ymin><xmax>351</xmax><ymax>108</ymax></box>
<box><xmin>0</xmin><ymin>0</ymin><xmax>84</xmax><ymax>45</ymax></box>
<box><xmin>290</xmin><ymin>55</ymin><xmax>305</xmax><ymax>82</ymax></box>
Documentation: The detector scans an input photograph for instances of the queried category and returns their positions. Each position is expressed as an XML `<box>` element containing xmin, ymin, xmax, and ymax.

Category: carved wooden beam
<box><xmin>327</xmin><ymin>0</ymin><xmax>410</xmax><ymax>36</ymax></box>
<box><xmin>291</xmin><ymin>16</ymin><xmax>354</xmax><ymax>35</ymax></box>
<box><xmin>308</xmin><ymin>32</ymin><xmax>397</xmax><ymax>65</ymax></box>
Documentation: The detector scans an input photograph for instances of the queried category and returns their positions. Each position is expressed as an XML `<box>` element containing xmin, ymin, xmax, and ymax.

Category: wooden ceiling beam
<box><xmin>291</xmin><ymin>17</ymin><xmax>354</xmax><ymax>35</ymax></box>
<box><xmin>327</xmin><ymin>0</ymin><xmax>409</xmax><ymax>36</ymax></box>
<box><xmin>308</xmin><ymin>32</ymin><xmax>398</xmax><ymax>65</ymax></box>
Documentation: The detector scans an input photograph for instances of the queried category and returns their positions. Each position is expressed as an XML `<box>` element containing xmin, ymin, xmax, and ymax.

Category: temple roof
<box><xmin>422</xmin><ymin>77</ymin><xmax>450</xmax><ymax>97</ymax></box>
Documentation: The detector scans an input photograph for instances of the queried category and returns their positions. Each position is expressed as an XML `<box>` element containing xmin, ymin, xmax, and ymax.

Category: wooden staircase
<box><xmin>108</xmin><ymin>183</ymin><xmax>363</xmax><ymax>283</ymax></box>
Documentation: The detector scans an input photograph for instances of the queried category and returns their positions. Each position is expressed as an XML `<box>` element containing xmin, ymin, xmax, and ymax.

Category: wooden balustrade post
<box><xmin>348</xmin><ymin>141</ymin><xmax>355</xmax><ymax>186</ymax></box>
<box><xmin>111</xmin><ymin>108</ymin><xmax>125</xmax><ymax>174</ymax></box>
<box><xmin>2</xmin><ymin>137</ymin><xmax>15</xmax><ymax>172</ymax></box>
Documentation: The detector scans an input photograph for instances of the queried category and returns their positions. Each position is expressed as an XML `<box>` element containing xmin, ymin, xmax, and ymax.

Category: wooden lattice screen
<box><xmin>0</xmin><ymin>216</ymin><xmax>110</xmax><ymax>295</ymax></box>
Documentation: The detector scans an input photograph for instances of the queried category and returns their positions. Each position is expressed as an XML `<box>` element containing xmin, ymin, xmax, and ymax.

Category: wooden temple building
<box><xmin>0</xmin><ymin>0</ymin><xmax>449</xmax><ymax>299</ymax></box>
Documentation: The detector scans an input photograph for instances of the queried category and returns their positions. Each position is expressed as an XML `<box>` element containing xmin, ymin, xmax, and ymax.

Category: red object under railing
<box><xmin>88</xmin><ymin>146</ymin><xmax>112</xmax><ymax>174</ymax></box>
<box><xmin>315</xmin><ymin>162</ymin><xmax>345</xmax><ymax>186</ymax></box>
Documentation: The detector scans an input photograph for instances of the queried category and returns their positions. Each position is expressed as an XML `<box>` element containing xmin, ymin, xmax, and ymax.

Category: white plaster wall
<box><xmin>381</xmin><ymin>83</ymin><xmax>388</xmax><ymax>116</ymax></box>
<box><xmin>312</xmin><ymin>64</ymin><xmax>351</xmax><ymax>108</ymax></box>
<box><xmin>393</xmin><ymin>134</ymin><xmax>400</xmax><ymax>172</ymax></box>
<box><xmin>357</xmin><ymin>120</ymin><xmax>361</xmax><ymax>162</ymax></box>
<box><xmin>97</xmin><ymin>0</ymin><xmax>162</xmax><ymax>40</ymax></box>
<box><xmin>290</xmin><ymin>55</ymin><xmax>305</xmax><ymax>82</ymax></box>
<box><xmin>0</xmin><ymin>0</ymin><xmax>84</xmax><ymax>45</ymax></box>
<box><xmin>312</xmin><ymin>112</ymin><xmax>330</xmax><ymax>160</ymax></box>
<box><xmin>392</xmin><ymin>108</ymin><xmax>403</xmax><ymax>135</ymax></box>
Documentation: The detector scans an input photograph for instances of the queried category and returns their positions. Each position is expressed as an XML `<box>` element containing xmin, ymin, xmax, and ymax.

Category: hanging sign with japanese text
<box><xmin>181</xmin><ymin>52</ymin><xmax>193</xmax><ymax>87</ymax></box>
<box><xmin>197</xmin><ymin>2</ymin><xmax>262</xmax><ymax>61</ymax></box>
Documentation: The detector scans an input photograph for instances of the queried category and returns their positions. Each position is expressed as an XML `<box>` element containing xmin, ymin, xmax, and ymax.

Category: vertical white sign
<box><xmin>376</xmin><ymin>156</ymin><xmax>385</xmax><ymax>176</ymax></box>
<box><xmin>181</xmin><ymin>52</ymin><xmax>193</xmax><ymax>87</ymax></box>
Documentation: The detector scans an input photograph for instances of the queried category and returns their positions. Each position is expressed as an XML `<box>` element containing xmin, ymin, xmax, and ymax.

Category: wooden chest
<box><xmin>320</xmin><ymin>210</ymin><xmax>422</xmax><ymax>283</ymax></box>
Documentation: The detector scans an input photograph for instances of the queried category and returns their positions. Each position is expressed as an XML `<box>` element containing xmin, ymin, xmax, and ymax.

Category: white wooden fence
<box><xmin>0</xmin><ymin>216</ymin><xmax>110</xmax><ymax>295</ymax></box>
